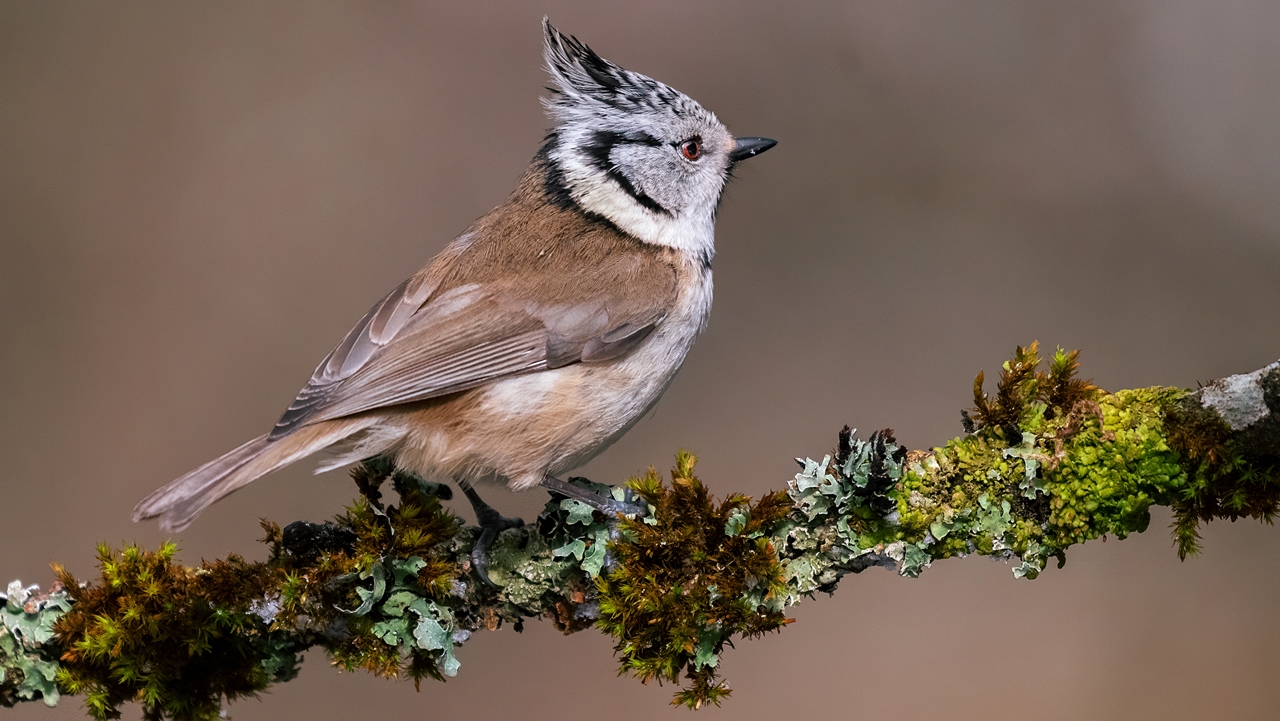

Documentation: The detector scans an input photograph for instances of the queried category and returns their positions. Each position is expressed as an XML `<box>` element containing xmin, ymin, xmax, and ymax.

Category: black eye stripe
<box><xmin>582</xmin><ymin>130</ymin><xmax>672</xmax><ymax>216</ymax></box>
<box><xmin>624</xmin><ymin>131</ymin><xmax>663</xmax><ymax>148</ymax></box>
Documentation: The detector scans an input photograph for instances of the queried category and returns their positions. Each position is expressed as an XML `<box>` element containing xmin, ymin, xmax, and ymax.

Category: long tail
<box><xmin>132</xmin><ymin>419</ymin><xmax>380</xmax><ymax>532</ymax></box>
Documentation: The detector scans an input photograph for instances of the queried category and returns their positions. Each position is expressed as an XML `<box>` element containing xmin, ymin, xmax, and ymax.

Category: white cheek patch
<box><xmin>607</xmin><ymin>143</ymin><xmax>685</xmax><ymax>214</ymax></box>
<box><xmin>550</xmin><ymin>144</ymin><xmax>720</xmax><ymax>261</ymax></box>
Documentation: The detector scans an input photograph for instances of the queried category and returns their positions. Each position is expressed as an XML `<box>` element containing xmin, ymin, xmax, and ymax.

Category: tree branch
<box><xmin>4</xmin><ymin>345</ymin><xmax>1278</xmax><ymax>718</ymax></box>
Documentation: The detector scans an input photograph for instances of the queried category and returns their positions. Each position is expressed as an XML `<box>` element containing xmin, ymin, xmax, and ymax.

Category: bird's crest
<box><xmin>541</xmin><ymin>19</ymin><xmax>702</xmax><ymax>123</ymax></box>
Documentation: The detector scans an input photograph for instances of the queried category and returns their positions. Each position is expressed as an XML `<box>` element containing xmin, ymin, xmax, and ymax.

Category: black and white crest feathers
<box><xmin>542</xmin><ymin>19</ymin><xmax>690</xmax><ymax>120</ymax></box>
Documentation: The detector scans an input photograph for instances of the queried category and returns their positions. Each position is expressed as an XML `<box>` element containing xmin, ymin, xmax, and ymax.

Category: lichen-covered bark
<box><xmin>3</xmin><ymin>346</ymin><xmax>1278</xmax><ymax>718</ymax></box>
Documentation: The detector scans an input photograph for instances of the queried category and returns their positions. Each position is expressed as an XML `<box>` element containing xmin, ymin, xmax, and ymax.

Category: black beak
<box><xmin>729</xmin><ymin>137</ymin><xmax>777</xmax><ymax>162</ymax></box>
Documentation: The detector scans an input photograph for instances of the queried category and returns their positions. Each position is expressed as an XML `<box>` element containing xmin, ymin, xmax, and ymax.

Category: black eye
<box><xmin>680</xmin><ymin>138</ymin><xmax>701</xmax><ymax>161</ymax></box>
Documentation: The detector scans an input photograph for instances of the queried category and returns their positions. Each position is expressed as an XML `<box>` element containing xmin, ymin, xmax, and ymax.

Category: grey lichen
<box><xmin>1199</xmin><ymin>361</ymin><xmax>1279</xmax><ymax>430</ymax></box>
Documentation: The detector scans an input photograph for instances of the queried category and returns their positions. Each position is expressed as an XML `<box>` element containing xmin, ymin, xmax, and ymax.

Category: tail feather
<box><xmin>133</xmin><ymin>419</ymin><xmax>378</xmax><ymax>532</ymax></box>
<box><xmin>133</xmin><ymin>435</ymin><xmax>270</xmax><ymax>529</ymax></box>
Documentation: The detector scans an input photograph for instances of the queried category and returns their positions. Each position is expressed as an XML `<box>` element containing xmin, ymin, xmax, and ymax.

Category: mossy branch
<box><xmin>4</xmin><ymin>345</ymin><xmax>1279</xmax><ymax>718</ymax></box>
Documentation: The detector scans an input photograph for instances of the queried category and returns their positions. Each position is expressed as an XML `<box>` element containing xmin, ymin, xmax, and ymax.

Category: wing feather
<box><xmin>320</xmin><ymin>327</ymin><xmax>549</xmax><ymax>417</ymax></box>
<box><xmin>270</xmin><ymin>223</ymin><xmax>681</xmax><ymax>438</ymax></box>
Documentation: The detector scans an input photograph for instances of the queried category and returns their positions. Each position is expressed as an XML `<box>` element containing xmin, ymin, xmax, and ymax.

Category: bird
<box><xmin>133</xmin><ymin>19</ymin><xmax>776</xmax><ymax>583</ymax></box>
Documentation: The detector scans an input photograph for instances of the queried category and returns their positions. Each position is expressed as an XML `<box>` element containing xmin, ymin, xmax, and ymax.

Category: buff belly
<box><xmin>384</xmin><ymin>325</ymin><xmax>690</xmax><ymax>490</ymax></box>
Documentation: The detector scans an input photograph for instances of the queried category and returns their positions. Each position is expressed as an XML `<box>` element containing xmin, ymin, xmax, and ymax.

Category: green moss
<box><xmin>597</xmin><ymin>451</ymin><xmax>792</xmax><ymax>709</ymax></box>
<box><xmin>786</xmin><ymin>345</ymin><xmax>1196</xmax><ymax>582</ymax></box>
<box><xmin>53</xmin><ymin>544</ymin><xmax>297</xmax><ymax>721</ymax></box>
<box><xmin>1164</xmin><ymin>383</ymin><xmax>1280</xmax><ymax>558</ymax></box>
<box><xmin>48</xmin><ymin>459</ymin><xmax>465</xmax><ymax>720</ymax></box>
<box><xmin>1041</xmin><ymin>387</ymin><xmax>1186</xmax><ymax>550</ymax></box>
<box><xmin>272</xmin><ymin>461</ymin><xmax>463</xmax><ymax>684</ymax></box>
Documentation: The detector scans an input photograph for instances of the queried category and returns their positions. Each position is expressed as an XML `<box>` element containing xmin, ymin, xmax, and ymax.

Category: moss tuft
<box><xmin>53</xmin><ymin>545</ymin><xmax>297</xmax><ymax>721</ymax></box>
<box><xmin>597</xmin><ymin>451</ymin><xmax>792</xmax><ymax>709</ymax></box>
<box><xmin>967</xmin><ymin>342</ymin><xmax>1102</xmax><ymax>441</ymax></box>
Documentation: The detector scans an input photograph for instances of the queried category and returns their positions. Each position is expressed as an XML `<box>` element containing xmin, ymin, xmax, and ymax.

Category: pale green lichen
<box><xmin>1</xmin><ymin>580</ymin><xmax>70</xmax><ymax>707</ymax></box>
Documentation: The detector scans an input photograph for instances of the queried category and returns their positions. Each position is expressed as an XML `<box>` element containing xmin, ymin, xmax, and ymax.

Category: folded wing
<box><xmin>270</xmin><ymin>248</ymin><xmax>678</xmax><ymax>439</ymax></box>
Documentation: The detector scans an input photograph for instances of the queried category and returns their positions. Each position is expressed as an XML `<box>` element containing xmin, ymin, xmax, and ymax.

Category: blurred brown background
<box><xmin>3</xmin><ymin>2</ymin><xmax>1280</xmax><ymax>719</ymax></box>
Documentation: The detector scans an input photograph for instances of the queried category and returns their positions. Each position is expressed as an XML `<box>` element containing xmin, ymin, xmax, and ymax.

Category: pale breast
<box><xmin>480</xmin><ymin>259</ymin><xmax>711</xmax><ymax>484</ymax></box>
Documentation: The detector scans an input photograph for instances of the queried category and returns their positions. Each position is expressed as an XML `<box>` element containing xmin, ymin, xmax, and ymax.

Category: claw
<box><xmin>600</xmin><ymin>497</ymin><xmax>647</xmax><ymax>517</ymax></box>
<box><xmin>612</xmin><ymin>486</ymin><xmax>648</xmax><ymax>517</ymax></box>
<box><xmin>471</xmin><ymin>526</ymin><xmax>497</xmax><ymax>587</ymax></box>
<box><xmin>541</xmin><ymin>476</ymin><xmax>648</xmax><ymax>518</ymax></box>
<box><xmin>468</xmin><ymin>512</ymin><xmax>523</xmax><ymax>587</ymax></box>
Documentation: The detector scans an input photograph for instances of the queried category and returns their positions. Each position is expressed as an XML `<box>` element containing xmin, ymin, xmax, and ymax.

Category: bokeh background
<box><xmin>4</xmin><ymin>2</ymin><xmax>1280</xmax><ymax>719</ymax></box>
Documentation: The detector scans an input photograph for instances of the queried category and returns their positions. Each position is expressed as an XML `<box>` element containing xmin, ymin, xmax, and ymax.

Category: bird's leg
<box><xmin>457</xmin><ymin>478</ymin><xmax>523</xmax><ymax>588</ymax></box>
<box><xmin>540</xmin><ymin>476</ymin><xmax>647</xmax><ymax>517</ymax></box>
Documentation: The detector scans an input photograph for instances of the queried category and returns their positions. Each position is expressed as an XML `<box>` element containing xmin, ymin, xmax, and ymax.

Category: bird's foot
<box><xmin>540</xmin><ymin>476</ymin><xmax>648</xmax><ymax>518</ymax></box>
<box><xmin>470</xmin><ymin>507</ymin><xmax>524</xmax><ymax>588</ymax></box>
<box><xmin>459</xmin><ymin>484</ymin><xmax>524</xmax><ymax>588</ymax></box>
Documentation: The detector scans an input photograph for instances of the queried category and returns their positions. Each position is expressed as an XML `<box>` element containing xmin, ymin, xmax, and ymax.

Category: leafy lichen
<box><xmin>1</xmin><ymin>580</ymin><xmax>71</xmax><ymax>708</ymax></box>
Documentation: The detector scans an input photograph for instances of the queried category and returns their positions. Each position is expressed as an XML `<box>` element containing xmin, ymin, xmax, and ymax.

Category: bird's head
<box><xmin>540</xmin><ymin>19</ymin><xmax>774</xmax><ymax>258</ymax></box>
